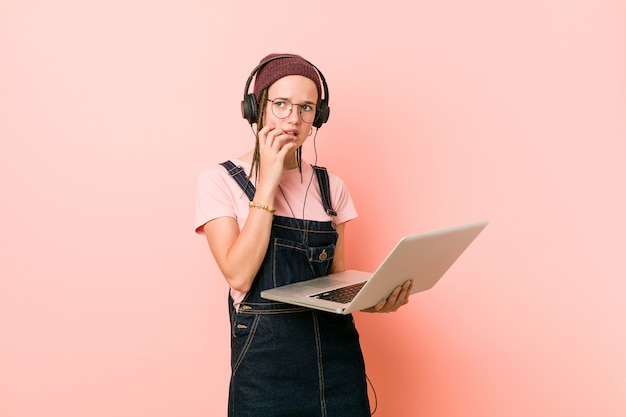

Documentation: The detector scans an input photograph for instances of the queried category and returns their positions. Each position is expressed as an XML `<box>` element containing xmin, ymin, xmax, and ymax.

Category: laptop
<box><xmin>261</xmin><ymin>220</ymin><xmax>488</xmax><ymax>314</ymax></box>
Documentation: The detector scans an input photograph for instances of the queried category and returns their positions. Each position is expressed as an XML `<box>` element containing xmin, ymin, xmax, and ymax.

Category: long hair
<box><xmin>249</xmin><ymin>89</ymin><xmax>268</xmax><ymax>182</ymax></box>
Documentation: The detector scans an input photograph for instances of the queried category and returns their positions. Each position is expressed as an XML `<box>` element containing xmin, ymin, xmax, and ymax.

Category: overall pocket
<box><xmin>230</xmin><ymin>312</ymin><xmax>260</xmax><ymax>375</ymax></box>
<box><xmin>273</xmin><ymin>237</ymin><xmax>335</xmax><ymax>287</ymax></box>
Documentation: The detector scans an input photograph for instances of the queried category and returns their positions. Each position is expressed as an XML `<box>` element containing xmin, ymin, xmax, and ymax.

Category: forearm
<box><xmin>222</xmin><ymin>207</ymin><xmax>274</xmax><ymax>292</ymax></box>
<box><xmin>204</xmin><ymin>186</ymin><xmax>278</xmax><ymax>293</ymax></box>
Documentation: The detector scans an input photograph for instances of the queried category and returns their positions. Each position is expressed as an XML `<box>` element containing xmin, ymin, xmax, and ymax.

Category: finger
<box><xmin>387</xmin><ymin>283</ymin><xmax>411</xmax><ymax>311</ymax></box>
<box><xmin>267</xmin><ymin>130</ymin><xmax>296</xmax><ymax>152</ymax></box>
<box><xmin>374</xmin><ymin>299</ymin><xmax>386</xmax><ymax>312</ymax></box>
<box><xmin>259</xmin><ymin>125</ymin><xmax>283</xmax><ymax>147</ymax></box>
<box><xmin>264</xmin><ymin>127</ymin><xmax>283</xmax><ymax>146</ymax></box>
<box><xmin>399</xmin><ymin>280</ymin><xmax>412</xmax><ymax>302</ymax></box>
<box><xmin>276</xmin><ymin>140</ymin><xmax>298</xmax><ymax>157</ymax></box>
<box><xmin>258</xmin><ymin>124</ymin><xmax>276</xmax><ymax>139</ymax></box>
<box><xmin>385</xmin><ymin>285</ymin><xmax>403</xmax><ymax>306</ymax></box>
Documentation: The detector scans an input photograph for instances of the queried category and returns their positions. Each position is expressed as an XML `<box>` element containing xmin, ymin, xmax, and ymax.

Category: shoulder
<box><xmin>315</xmin><ymin>165</ymin><xmax>350</xmax><ymax>194</ymax></box>
<box><xmin>310</xmin><ymin>164</ymin><xmax>348</xmax><ymax>186</ymax></box>
<box><xmin>308</xmin><ymin>164</ymin><xmax>357</xmax><ymax>223</ymax></box>
<box><xmin>198</xmin><ymin>161</ymin><xmax>231</xmax><ymax>180</ymax></box>
<box><xmin>197</xmin><ymin>160</ymin><xmax>249</xmax><ymax>187</ymax></box>
<box><xmin>328</xmin><ymin>170</ymin><xmax>348</xmax><ymax>189</ymax></box>
<box><xmin>195</xmin><ymin>161</ymin><xmax>250</xmax><ymax>233</ymax></box>
<box><xmin>196</xmin><ymin>162</ymin><xmax>242</xmax><ymax>206</ymax></box>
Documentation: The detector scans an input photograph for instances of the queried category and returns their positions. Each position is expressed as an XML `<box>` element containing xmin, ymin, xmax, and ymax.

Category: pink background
<box><xmin>1</xmin><ymin>1</ymin><xmax>625</xmax><ymax>416</ymax></box>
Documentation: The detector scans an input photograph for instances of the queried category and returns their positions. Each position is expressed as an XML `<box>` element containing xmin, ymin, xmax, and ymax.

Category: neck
<box><xmin>283</xmin><ymin>152</ymin><xmax>299</xmax><ymax>170</ymax></box>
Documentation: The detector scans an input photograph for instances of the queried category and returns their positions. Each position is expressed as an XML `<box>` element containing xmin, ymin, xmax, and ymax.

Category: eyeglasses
<box><xmin>267</xmin><ymin>98</ymin><xmax>317</xmax><ymax>124</ymax></box>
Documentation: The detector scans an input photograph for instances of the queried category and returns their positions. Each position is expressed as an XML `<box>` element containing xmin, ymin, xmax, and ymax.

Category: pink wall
<box><xmin>1</xmin><ymin>1</ymin><xmax>625</xmax><ymax>416</ymax></box>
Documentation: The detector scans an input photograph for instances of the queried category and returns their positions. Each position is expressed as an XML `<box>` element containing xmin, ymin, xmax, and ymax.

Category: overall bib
<box><xmin>220</xmin><ymin>161</ymin><xmax>370</xmax><ymax>417</ymax></box>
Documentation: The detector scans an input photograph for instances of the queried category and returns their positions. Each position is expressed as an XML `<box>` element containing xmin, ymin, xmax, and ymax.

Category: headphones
<box><xmin>241</xmin><ymin>55</ymin><xmax>330</xmax><ymax>128</ymax></box>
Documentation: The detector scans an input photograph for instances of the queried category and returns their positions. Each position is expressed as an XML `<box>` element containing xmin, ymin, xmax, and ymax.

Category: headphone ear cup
<box><xmin>313</xmin><ymin>102</ymin><xmax>330</xmax><ymax>128</ymax></box>
<box><xmin>241</xmin><ymin>93</ymin><xmax>258</xmax><ymax>124</ymax></box>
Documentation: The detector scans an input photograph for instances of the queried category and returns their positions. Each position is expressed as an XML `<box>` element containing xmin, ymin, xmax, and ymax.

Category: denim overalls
<box><xmin>220</xmin><ymin>161</ymin><xmax>370</xmax><ymax>417</ymax></box>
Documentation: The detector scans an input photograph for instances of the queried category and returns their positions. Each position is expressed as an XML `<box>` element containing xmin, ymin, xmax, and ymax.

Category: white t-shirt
<box><xmin>195</xmin><ymin>159</ymin><xmax>358</xmax><ymax>307</ymax></box>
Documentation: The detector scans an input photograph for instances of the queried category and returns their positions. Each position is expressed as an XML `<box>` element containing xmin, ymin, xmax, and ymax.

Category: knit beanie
<box><xmin>253</xmin><ymin>53</ymin><xmax>322</xmax><ymax>104</ymax></box>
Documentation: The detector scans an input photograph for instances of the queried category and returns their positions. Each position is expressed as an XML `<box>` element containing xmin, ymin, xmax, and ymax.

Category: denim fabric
<box><xmin>221</xmin><ymin>161</ymin><xmax>370</xmax><ymax>417</ymax></box>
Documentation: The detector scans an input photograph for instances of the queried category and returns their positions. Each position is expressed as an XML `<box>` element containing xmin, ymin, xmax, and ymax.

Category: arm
<box><xmin>202</xmin><ymin>125</ymin><xmax>299</xmax><ymax>292</ymax></box>
<box><xmin>203</xmin><ymin>206</ymin><xmax>274</xmax><ymax>293</ymax></box>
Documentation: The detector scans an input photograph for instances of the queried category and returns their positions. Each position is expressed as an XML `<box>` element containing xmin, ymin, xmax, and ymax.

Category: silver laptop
<box><xmin>261</xmin><ymin>220</ymin><xmax>488</xmax><ymax>314</ymax></box>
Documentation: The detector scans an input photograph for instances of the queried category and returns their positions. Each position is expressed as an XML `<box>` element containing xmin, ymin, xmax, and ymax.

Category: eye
<box><xmin>273</xmin><ymin>100</ymin><xmax>288</xmax><ymax>108</ymax></box>
<box><xmin>300</xmin><ymin>104</ymin><xmax>314</xmax><ymax>112</ymax></box>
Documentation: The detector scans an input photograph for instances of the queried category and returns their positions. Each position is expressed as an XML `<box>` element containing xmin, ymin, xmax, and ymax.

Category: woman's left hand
<box><xmin>361</xmin><ymin>280</ymin><xmax>413</xmax><ymax>313</ymax></box>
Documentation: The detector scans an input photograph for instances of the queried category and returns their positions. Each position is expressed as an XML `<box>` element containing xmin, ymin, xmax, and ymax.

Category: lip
<box><xmin>284</xmin><ymin>129</ymin><xmax>299</xmax><ymax>138</ymax></box>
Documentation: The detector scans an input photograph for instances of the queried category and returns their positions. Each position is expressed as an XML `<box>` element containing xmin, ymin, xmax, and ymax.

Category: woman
<box><xmin>195</xmin><ymin>53</ymin><xmax>412</xmax><ymax>417</ymax></box>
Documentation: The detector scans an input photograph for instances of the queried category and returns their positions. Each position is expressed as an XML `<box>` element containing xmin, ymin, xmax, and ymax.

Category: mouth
<box><xmin>284</xmin><ymin>129</ymin><xmax>299</xmax><ymax>138</ymax></box>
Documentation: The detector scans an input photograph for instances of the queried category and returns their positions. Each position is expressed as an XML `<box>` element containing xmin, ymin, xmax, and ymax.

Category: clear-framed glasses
<box><xmin>267</xmin><ymin>98</ymin><xmax>317</xmax><ymax>124</ymax></box>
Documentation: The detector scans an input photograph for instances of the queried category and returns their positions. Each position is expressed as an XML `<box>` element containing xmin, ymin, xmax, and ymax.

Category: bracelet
<box><xmin>249</xmin><ymin>201</ymin><xmax>276</xmax><ymax>213</ymax></box>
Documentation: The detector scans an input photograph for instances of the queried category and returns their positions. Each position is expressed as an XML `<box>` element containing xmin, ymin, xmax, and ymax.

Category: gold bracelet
<box><xmin>249</xmin><ymin>201</ymin><xmax>276</xmax><ymax>213</ymax></box>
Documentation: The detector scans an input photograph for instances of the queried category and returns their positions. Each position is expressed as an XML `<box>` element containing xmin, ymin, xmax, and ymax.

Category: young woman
<box><xmin>195</xmin><ymin>53</ymin><xmax>412</xmax><ymax>417</ymax></box>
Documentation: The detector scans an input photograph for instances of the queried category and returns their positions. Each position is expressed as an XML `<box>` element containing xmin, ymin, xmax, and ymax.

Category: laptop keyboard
<box><xmin>311</xmin><ymin>281</ymin><xmax>367</xmax><ymax>304</ymax></box>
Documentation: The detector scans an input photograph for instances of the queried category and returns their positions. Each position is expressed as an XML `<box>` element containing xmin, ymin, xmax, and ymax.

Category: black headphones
<box><xmin>241</xmin><ymin>55</ymin><xmax>330</xmax><ymax>128</ymax></box>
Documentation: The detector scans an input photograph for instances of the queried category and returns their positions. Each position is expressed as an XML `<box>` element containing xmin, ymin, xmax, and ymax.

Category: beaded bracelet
<box><xmin>249</xmin><ymin>201</ymin><xmax>276</xmax><ymax>213</ymax></box>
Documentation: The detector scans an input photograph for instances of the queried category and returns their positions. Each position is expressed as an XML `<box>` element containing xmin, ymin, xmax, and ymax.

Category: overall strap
<box><xmin>312</xmin><ymin>165</ymin><xmax>337</xmax><ymax>217</ymax></box>
<box><xmin>220</xmin><ymin>160</ymin><xmax>255</xmax><ymax>201</ymax></box>
<box><xmin>221</xmin><ymin>161</ymin><xmax>337</xmax><ymax>216</ymax></box>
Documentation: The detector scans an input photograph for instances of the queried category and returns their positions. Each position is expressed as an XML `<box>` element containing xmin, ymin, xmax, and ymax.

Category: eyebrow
<box><xmin>274</xmin><ymin>97</ymin><xmax>317</xmax><ymax>105</ymax></box>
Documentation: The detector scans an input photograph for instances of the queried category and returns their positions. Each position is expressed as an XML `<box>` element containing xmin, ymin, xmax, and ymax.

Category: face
<box><xmin>263</xmin><ymin>75</ymin><xmax>319</xmax><ymax>148</ymax></box>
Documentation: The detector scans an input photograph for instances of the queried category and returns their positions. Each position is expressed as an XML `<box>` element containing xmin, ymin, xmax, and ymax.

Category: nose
<box><xmin>286</xmin><ymin>105</ymin><xmax>300</xmax><ymax>123</ymax></box>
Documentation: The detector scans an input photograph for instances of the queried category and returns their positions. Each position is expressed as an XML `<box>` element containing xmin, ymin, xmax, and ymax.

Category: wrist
<box><xmin>249</xmin><ymin>201</ymin><xmax>276</xmax><ymax>214</ymax></box>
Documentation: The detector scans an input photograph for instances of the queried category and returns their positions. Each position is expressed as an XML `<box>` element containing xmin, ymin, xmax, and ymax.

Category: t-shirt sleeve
<box><xmin>195</xmin><ymin>166</ymin><xmax>238</xmax><ymax>234</ymax></box>
<box><xmin>329</xmin><ymin>172</ymin><xmax>358</xmax><ymax>225</ymax></box>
